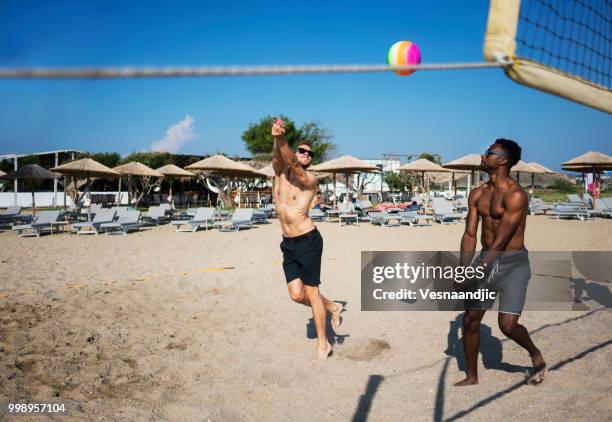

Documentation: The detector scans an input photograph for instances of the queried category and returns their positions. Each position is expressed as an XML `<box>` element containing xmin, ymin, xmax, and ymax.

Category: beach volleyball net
<box><xmin>484</xmin><ymin>0</ymin><xmax>612</xmax><ymax>113</ymax></box>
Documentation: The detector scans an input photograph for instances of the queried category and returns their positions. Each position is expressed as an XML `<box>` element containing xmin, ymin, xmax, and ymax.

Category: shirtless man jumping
<box><xmin>455</xmin><ymin>138</ymin><xmax>547</xmax><ymax>386</ymax></box>
<box><xmin>272</xmin><ymin>117</ymin><xmax>343</xmax><ymax>360</ymax></box>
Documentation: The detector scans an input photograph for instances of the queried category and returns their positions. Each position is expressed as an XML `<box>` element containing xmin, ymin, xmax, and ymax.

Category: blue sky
<box><xmin>0</xmin><ymin>0</ymin><xmax>610</xmax><ymax>171</ymax></box>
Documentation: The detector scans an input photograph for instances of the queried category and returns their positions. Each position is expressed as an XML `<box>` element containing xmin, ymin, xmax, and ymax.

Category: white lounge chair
<box><xmin>141</xmin><ymin>206</ymin><xmax>166</xmax><ymax>226</ymax></box>
<box><xmin>399</xmin><ymin>211</ymin><xmax>434</xmax><ymax>227</ymax></box>
<box><xmin>72</xmin><ymin>208</ymin><xmax>116</xmax><ymax>235</ymax></box>
<box><xmin>432</xmin><ymin>198</ymin><xmax>463</xmax><ymax>224</ymax></box>
<box><xmin>0</xmin><ymin>205</ymin><xmax>33</xmax><ymax>226</ymax></box>
<box><xmin>214</xmin><ymin>208</ymin><xmax>255</xmax><ymax>232</ymax></box>
<box><xmin>101</xmin><ymin>210</ymin><xmax>141</xmax><ymax>235</ymax></box>
<box><xmin>171</xmin><ymin>207</ymin><xmax>215</xmax><ymax>232</ymax></box>
<box><xmin>368</xmin><ymin>211</ymin><xmax>400</xmax><ymax>227</ymax></box>
<box><xmin>262</xmin><ymin>203</ymin><xmax>276</xmax><ymax>218</ymax></box>
<box><xmin>562</xmin><ymin>194</ymin><xmax>586</xmax><ymax>206</ymax></box>
<box><xmin>529</xmin><ymin>197</ymin><xmax>555</xmax><ymax>215</ymax></box>
<box><xmin>12</xmin><ymin>210</ymin><xmax>61</xmax><ymax>237</ymax></box>
<box><xmin>553</xmin><ymin>205</ymin><xmax>592</xmax><ymax>221</ymax></box>
<box><xmin>0</xmin><ymin>205</ymin><xmax>21</xmax><ymax>219</ymax></box>
<box><xmin>309</xmin><ymin>208</ymin><xmax>325</xmax><ymax>222</ymax></box>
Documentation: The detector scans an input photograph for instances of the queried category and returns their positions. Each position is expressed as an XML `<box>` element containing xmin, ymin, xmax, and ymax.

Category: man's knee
<box><xmin>498</xmin><ymin>318</ymin><xmax>517</xmax><ymax>337</ymax></box>
<box><xmin>288</xmin><ymin>289</ymin><xmax>304</xmax><ymax>303</ymax></box>
<box><xmin>463</xmin><ymin>312</ymin><xmax>482</xmax><ymax>333</ymax></box>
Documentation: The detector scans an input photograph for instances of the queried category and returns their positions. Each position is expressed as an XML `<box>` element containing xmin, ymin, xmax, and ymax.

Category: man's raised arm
<box><xmin>272</xmin><ymin>118</ymin><xmax>286</xmax><ymax>176</ymax></box>
<box><xmin>271</xmin><ymin>118</ymin><xmax>316</xmax><ymax>188</ymax></box>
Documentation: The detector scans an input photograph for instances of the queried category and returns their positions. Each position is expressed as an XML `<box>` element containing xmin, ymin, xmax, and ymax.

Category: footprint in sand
<box><xmin>335</xmin><ymin>337</ymin><xmax>391</xmax><ymax>361</ymax></box>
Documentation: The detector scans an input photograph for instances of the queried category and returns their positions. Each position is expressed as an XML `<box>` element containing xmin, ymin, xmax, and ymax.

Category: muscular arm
<box><xmin>460</xmin><ymin>188</ymin><xmax>481</xmax><ymax>266</ymax></box>
<box><xmin>479</xmin><ymin>188</ymin><xmax>528</xmax><ymax>267</ymax></box>
<box><xmin>272</xmin><ymin>134</ymin><xmax>285</xmax><ymax>176</ymax></box>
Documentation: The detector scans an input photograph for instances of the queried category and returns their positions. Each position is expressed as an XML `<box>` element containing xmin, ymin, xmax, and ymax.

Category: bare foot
<box><xmin>454</xmin><ymin>377</ymin><xmax>479</xmax><ymax>387</ymax></box>
<box><xmin>315</xmin><ymin>342</ymin><xmax>332</xmax><ymax>360</ymax></box>
<box><xmin>331</xmin><ymin>302</ymin><xmax>344</xmax><ymax>334</ymax></box>
<box><xmin>527</xmin><ymin>351</ymin><xmax>547</xmax><ymax>385</ymax></box>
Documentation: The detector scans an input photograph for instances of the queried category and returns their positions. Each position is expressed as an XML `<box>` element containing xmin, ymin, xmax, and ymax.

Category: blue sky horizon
<box><xmin>0</xmin><ymin>0</ymin><xmax>610</xmax><ymax>172</ymax></box>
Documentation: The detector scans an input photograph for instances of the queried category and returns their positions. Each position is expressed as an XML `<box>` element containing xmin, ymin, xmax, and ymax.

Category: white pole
<box><xmin>53</xmin><ymin>151</ymin><xmax>58</xmax><ymax>207</ymax></box>
<box><xmin>13</xmin><ymin>155</ymin><xmax>18</xmax><ymax>205</ymax></box>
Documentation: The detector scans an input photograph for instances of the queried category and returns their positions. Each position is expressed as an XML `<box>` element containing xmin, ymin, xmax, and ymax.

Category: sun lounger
<box><xmin>100</xmin><ymin>210</ymin><xmax>141</xmax><ymax>235</ymax></box>
<box><xmin>12</xmin><ymin>210</ymin><xmax>61</xmax><ymax>237</ymax></box>
<box><xmin>529</xmin><ymin>197</ymin><xmax>555</xmax><ymax>215</ymax></box>
<box><xmin>399</xmin><ymin>211</ymin><xmax>434</xmax><ymax>227</ymax></box>
<box><xmin>159</xmin><ymin>203</ymin><xmax>173</xmax><ymax>218</ymax></box>
<box><xmin>0</xmin><ymin>206</ymin><xmax>22</xmax><ymax>219</ymax></box>
<box><xmin>141</xmin><ymin>206</ymin><xmax>166</xmax><ymax>226</ymax></box>
<box><xmin>601</xmin><ymin>198</ymin><xmax>612</xmax><ymax>210</ymax></box>
<box><xmin>309</xmin><ymin>208</ymin><xmax>325</xmax><ymax>222</ymax></box>
<box><xmin>0</xmin><ymin>205</ymin><xmax>33</xmax><ymax>226</ymax></box>
<box><xmin>432</xmin><ymin>198</ymin><xmax>463</xmax><ymax>224</ymax></box>
<box><xmin>553</xmin><ymin>205</ymin><xmax>592</xmax><ymax>221</ymax></box>
<box><xmin>262</xmin><ymin>203</ymin><xmax>276</xmax><ymax>218</ymax></box>
<box><xmin>72</xmin><ymin>208</ymin><xmax>116</xmax><ymax>235</ymax></box>
<box><xmin>252</xmin><ymin>209</ymin><xmax>268</xmax><ymax>224</ymax></box>
<box><xmin>213</xmin><ymin>208</ymin><xmax>255</xmax><ymax>232</ymax></box>
<box><xmin>339</xmin><ymin>212</ymin><xmax>359</xmax><ymax>226</ymax></box>
<box><xmin>325</xmin><ymin>203</ymin><xmax>351</xmax><ymax>222</ymax></box>
<box><xmin>368</xmin><ymin>211</ymin><xmax>400</xmax><ymax>227</ymax></box>
<box><xmin>171</xmin><ymin>207</ymin><xmax>215</xmax><ymax>232</ymax></box>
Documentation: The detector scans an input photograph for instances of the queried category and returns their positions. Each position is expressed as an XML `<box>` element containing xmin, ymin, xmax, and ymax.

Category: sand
<box><xmin>0</xmin><ymin>215</ymin><xmax>611</xmax><ymax>421</ymax></box>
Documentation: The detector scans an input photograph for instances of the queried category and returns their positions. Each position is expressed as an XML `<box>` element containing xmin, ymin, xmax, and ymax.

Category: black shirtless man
<box><xmin>271</xmin><ymin>117</ymin><xmax>343</xmax><ymax>360</ymax></box>
<box><xmin>455</xmin><ymin>138</ymin><xmax>547</xmax><ymax>386</ymax></box>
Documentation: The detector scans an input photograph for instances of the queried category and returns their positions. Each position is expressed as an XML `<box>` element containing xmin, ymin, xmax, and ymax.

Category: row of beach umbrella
<box><xmin>1</xmin><ymin>150</ymin><xmax>609</xmax><ymax>214</ymax></box>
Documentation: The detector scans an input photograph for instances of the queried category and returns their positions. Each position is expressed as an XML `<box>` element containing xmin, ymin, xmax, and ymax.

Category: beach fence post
<box><xmin>13</xmin><ymin>155</ymin><xmax>18</xmax><ymax>206</ymax></box>
<box><xmin>53</xmin><ymin>151</ymin><xmax>58</xmax><ymax>207</ymax></box>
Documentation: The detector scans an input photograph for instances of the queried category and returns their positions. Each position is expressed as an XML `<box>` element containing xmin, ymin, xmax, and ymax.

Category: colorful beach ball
<box><xmin>387</xmin><ymin>41</ymin><xmax>421</xmax><ymax>76</ymax></box>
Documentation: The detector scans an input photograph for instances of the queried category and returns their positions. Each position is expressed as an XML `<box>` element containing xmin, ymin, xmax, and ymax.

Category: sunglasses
<box><xmin>296</xmin><ymin>147</ymin><xmax>314</xmax><ymax>158</ymax></box>
<box><xmin>483</xmin><ymin>149</ymin><xmax>507</xmax><ymax>158</ymax></box>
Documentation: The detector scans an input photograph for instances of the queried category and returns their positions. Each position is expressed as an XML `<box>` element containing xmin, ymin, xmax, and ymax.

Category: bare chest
<box><xmin>477</xmin><ymin>189</ymin><xmax>506</xmax><ymax>219</ymax></box>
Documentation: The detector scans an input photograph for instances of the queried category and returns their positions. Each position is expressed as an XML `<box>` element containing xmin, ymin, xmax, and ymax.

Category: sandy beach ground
<box><xmin>0</xmin><ymin>215</ymin><xmax>611</xmax><ymax>421</ymax></box>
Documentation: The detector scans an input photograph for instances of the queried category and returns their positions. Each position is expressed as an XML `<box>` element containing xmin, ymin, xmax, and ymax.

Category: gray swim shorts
<box><xmin>464</xmin><ymin>249</ymin><xmax>531</xmax><ymax>315</ymax></box>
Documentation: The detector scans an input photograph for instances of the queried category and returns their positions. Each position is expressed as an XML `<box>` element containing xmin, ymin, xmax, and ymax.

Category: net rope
<box><xmin>0</xmin><ymin>62</ymin><xmax>505</xmax><ymax>79</ymax></box>
<box><xmin>516</xmin><ymin>0</ymin><xmax>611</xmax><ymax>90</ymax></box>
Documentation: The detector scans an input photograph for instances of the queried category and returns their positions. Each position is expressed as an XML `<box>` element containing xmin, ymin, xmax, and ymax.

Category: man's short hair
<box><xmin>296</xmin><ymin>140</ymin><xmax>313</xmax><ymax>149</ymax></box>
<box><xmin>494</xmin><ymin>138</ymin><xmax>521</xmax><ymax>167</ymax></box>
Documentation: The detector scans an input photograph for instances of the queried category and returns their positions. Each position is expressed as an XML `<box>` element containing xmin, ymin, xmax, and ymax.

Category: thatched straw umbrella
<box><xmin>51</xmin><ymin>158</ymin><xmax>120</xmax><ymax>220</ymax></box>
<box><xmin>186</xmin><ymin>155</ymin><xmax>267</xmax><ymax>207</ymax></box>
<box><xmin>561</xmin><ymin>151</ymin><xmax>612</xmax><ymax>200</ymax></box>
<box><xmin>443</xmin><ymin>154</ymin><xmax>482</xmax><ymax>195</ymax></box>
<box><xmin>1</xmin><ymin>164</ymin><xmax>59</xmax><ymax>217</ymax></box>
<box><xmin>510</xmin><ymin>160</ymin><xmax>540</xmax><ymax>186</ymax></box>
<box><xmin>525</xmin><ymin>161</ymin><xmax>556</xmax><ymax>192</ymax></box>
<box><xmin>311</xmin><ymin>155</ymin><xmax>380</xmax><ymax>208</ymax></box>
<box><xmin>399</xmin><ymin>158</ymin><xmax>448</xmax><ymax>202</ymax></box>
<box><xmin>112</xmin><ymin>161</ymin><xmax>163</xmax><ymax>206</ymax></box>
<box><xmin>156</xmin><ymin>164</ymin><xmax>194</xmax><ymax>205</ymax></box>
<box><xmin>562</xmin><ymin>151</ymin><xmax>612</xmax><ymax>169</ymax></box>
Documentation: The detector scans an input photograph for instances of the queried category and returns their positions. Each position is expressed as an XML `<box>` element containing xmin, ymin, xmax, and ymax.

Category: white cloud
<box><xmin>150</xmin><ymin>115</ymin><xmax>197</xmax><ymax>153</ymax></box>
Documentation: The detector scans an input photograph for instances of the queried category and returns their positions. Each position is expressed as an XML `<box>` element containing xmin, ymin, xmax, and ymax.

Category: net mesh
<box><xmin>516</xmin><ymin>0</ymin><xmax>611</xmax><ymax>90</ymax></box>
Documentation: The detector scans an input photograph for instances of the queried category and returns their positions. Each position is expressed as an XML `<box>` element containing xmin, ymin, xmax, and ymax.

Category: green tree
<box><xmin>384</xmin><ymin>172</ymin><xmax>413</xmax><ymax>192</ymax></box>
<box><xmin>241</xmin><ymin>115</ymin><xmax>335</xmax><ymax>164</ymax></box>
<box><xmin>417</xmin><ymin>152</ymin><xmax>442</xmax><ymax>164</ymax></box>
<box><xmin>298</xmin><ymin>120</ymin><xmax>335</xmax><ymax>163</ymax></box>
<box><xmin>551</xmin><ymin>178</ymin><xmax>579</xmax><ymax>194</ymax></box>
